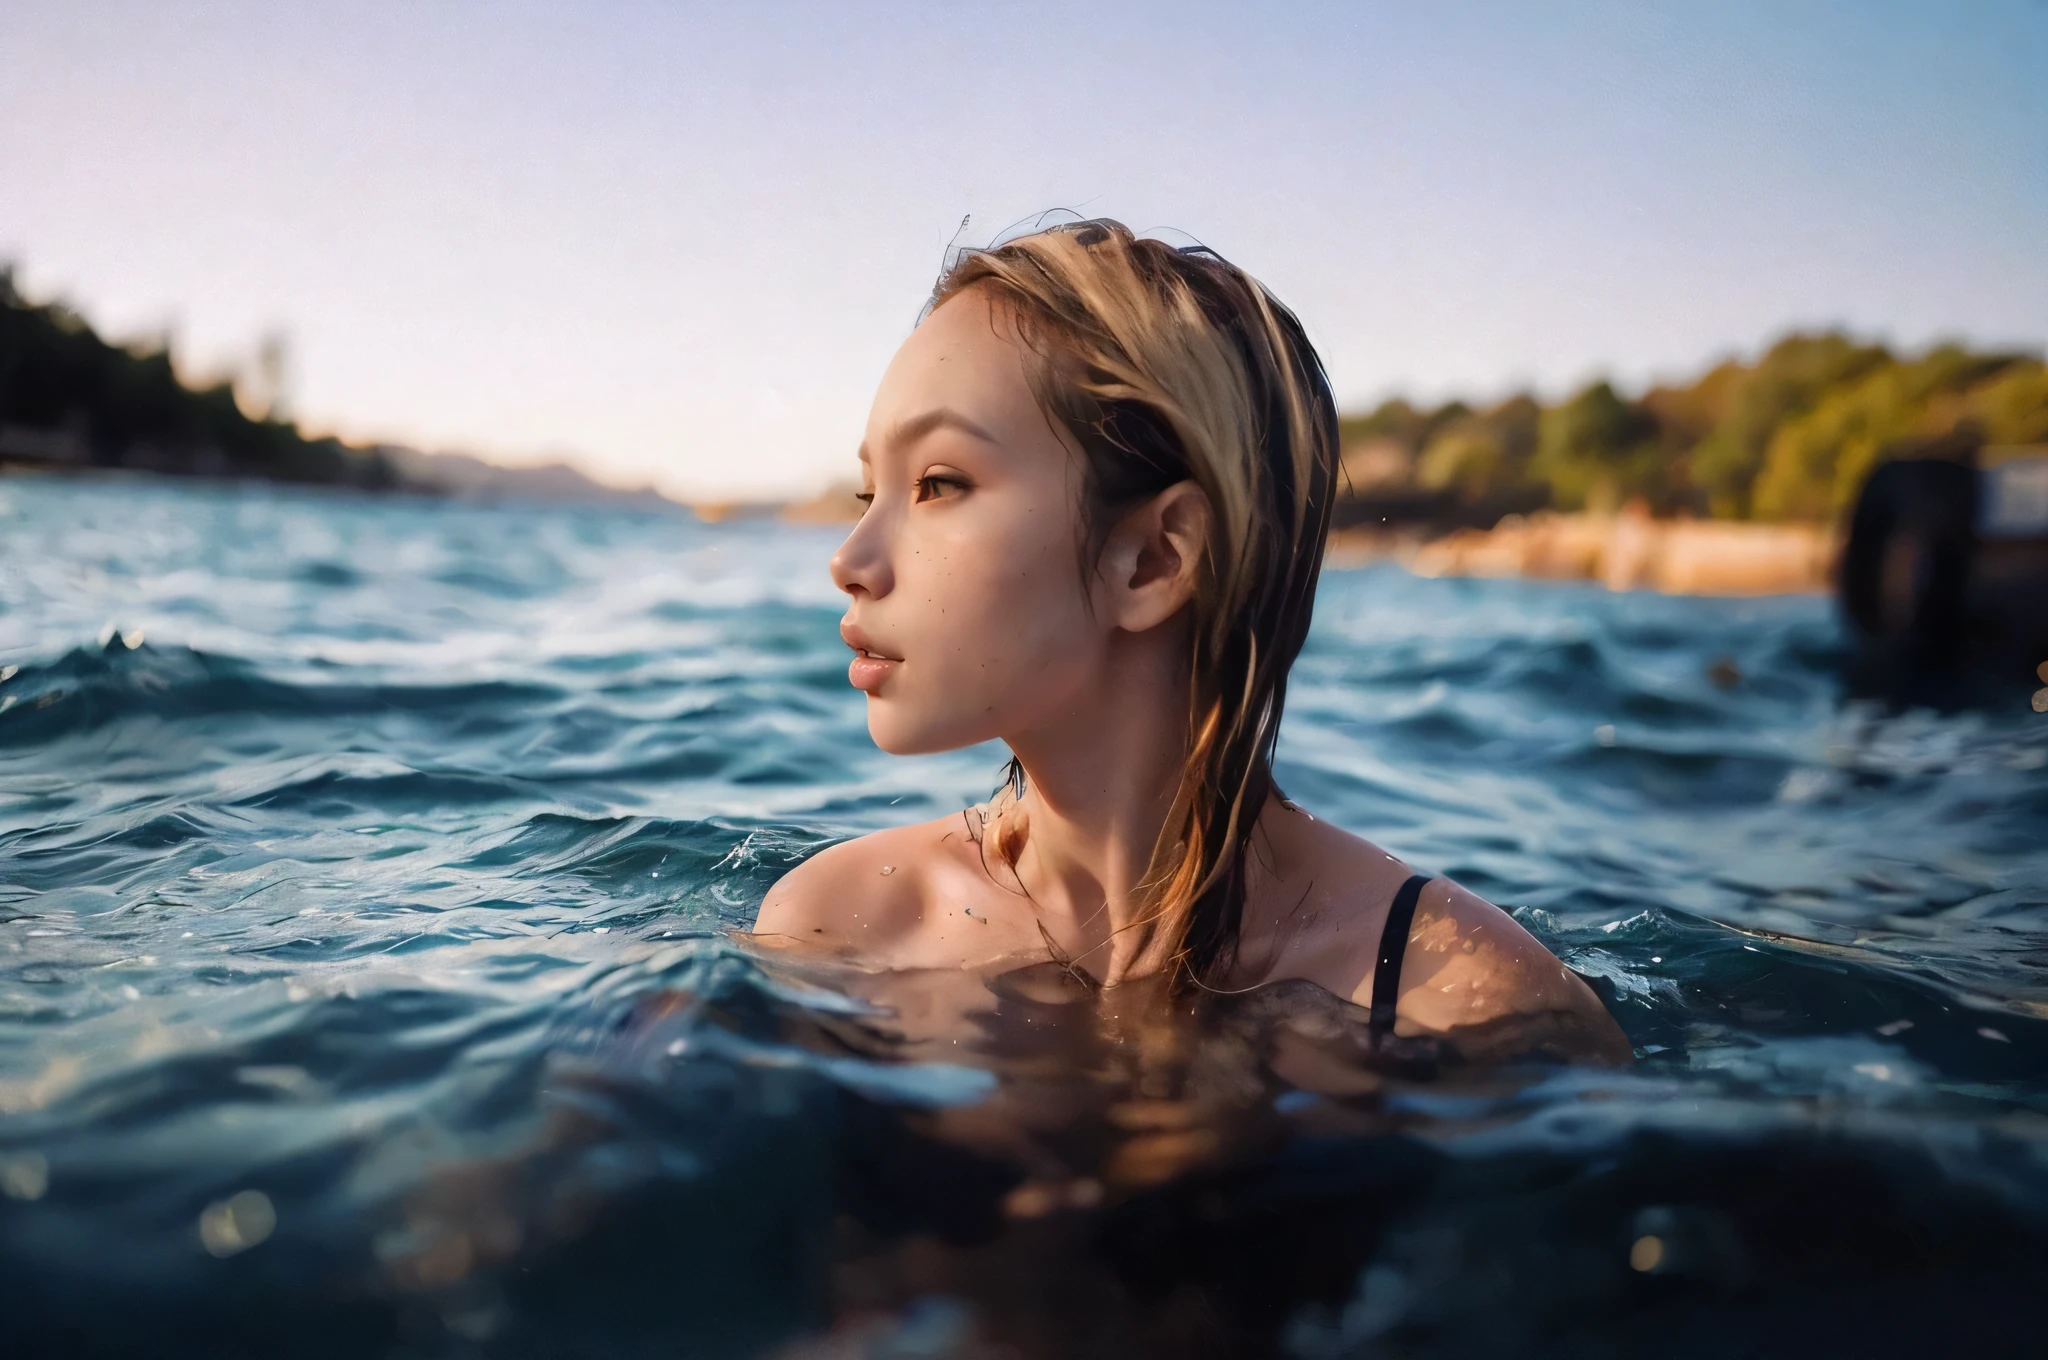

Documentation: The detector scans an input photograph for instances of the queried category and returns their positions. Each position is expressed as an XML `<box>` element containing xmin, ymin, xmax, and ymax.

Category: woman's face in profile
<box><xmin>830</xmin><ymin>288</ymin><xmax>1108</xmax><ymax>755</ymax></box>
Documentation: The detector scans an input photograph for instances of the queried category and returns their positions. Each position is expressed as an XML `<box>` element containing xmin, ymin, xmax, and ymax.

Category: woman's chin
<box><xmin>865</xmin><ymin>707</ymin><xmax>985</xmax><ymax>758</ymax></box>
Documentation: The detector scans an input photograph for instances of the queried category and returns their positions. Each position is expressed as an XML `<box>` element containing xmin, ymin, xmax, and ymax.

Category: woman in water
<box><xmin>756</xmin><ymin>220</ymin><xmax>1629</xmax><ymax>1062</ymax></box>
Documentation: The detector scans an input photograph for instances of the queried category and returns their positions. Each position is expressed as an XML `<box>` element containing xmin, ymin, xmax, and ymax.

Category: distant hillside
<box><xmin>1338</xmin><ymin>332</ymin><xmax>2048</xmax><ymax>527</ymax></box>
<box><xmin>0</xmin><ymin>266</ymin><xmax>394</xmax><ymax>488</ymax></box>
<box><xmin>376</xmin><ymin>445</ymin><xmax>676</xmax><ymax>508</ymax></box>
<box><xmin>17</xmin><ymin>261</ymin><xmax>2039</xmax><ymax>527</ymax></box>
<box><xmin>0</xmin><ymin>266</ymin><xmax>686</xmax><ymax>508</ymax></box>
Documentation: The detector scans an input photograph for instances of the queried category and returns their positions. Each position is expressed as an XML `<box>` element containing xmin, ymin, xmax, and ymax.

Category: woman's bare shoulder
<box><xmin>751</xmin><ymin>813</ymin><xmax>982</xmax><ymax>949</ymax></box>
<box><xmin>1392</xmin><ymin>878</ymin><xmax>1621</xmax><ymax>1042</ymax></box>
<box><xmin>1251</xmin><ymin>806</ymin><xmax>1632</xmax><ymax>1062</ymax></box>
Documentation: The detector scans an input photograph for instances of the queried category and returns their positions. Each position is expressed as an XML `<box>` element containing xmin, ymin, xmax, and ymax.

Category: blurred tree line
<box><xmin>0</xmin><ymin>267</ymin><xmax>395</xmax><ymax>488</ymax></box>
<box><xmin>1339</xmin><ymin>332</ymin><xmax>2048</xmax><ymax>524</ymax></box>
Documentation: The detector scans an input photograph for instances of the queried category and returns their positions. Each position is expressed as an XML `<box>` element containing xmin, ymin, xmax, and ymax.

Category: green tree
<box><xmin>1337</xmin><ymin>397</ymin><xmax>1469</xmax><ymax>455</ymax></box>
<box><xmin>1751</xmin><ymin>346</ymin><xmax>2023</xmax><ymax>519</ymax></box>
<box><xmin>1690</xmin><ymin>333</ymin><xmax>1890</xmax><ymax>518</ymax></box>
<box><xmin>1533</xmin><ymin>381</ymin><xmax>1662</xmax><ymax>512</ymax></box>
<box><xmin>1417</xmin><ymin>394</ymin><xmax>1541</xmax><ymax>500</ymax></box>
<box><xmin>1964</xmin><ymin>359</ymin><xmax>2048</xmax><ymax>445</ymax></box>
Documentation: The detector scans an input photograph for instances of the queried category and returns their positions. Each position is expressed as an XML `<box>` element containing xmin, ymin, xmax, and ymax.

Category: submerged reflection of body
<box><xmin>754</xmin><ymin>220</ymin><xmax>1628</xmax><ymax>1065</ymax></box>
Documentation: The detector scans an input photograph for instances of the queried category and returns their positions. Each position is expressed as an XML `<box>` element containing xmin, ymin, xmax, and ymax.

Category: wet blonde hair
<box><xmin>933</xmin><ymin>219</ymin><xmax>1340</xmax><ymax>989</ymax></box>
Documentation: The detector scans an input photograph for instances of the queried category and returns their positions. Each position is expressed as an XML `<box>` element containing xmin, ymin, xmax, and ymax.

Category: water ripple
<box><xmin>2</xmin><ymin>477</ymin><xmax>2045</xmax><ymax>1356</ymax></box>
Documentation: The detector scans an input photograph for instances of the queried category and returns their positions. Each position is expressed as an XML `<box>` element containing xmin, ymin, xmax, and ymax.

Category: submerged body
<box><xmin>756</xmin><ymin>797</ymin><xmax>1630</xmax><ymax>1062</ymax></box>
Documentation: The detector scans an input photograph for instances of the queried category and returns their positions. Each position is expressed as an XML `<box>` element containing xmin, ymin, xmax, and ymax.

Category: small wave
<box><xmin>458</xmin><ymin>813</ymin><xmax>828</xmax><ymax>927</ymax></box>
<box><xmin>0</xmin><ymin>641</ymin><xmax>567</xmax><ymax>748</ymax></box>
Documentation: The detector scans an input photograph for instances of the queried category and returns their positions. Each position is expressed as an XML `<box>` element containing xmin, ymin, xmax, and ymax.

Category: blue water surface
<box><xmin>2</xmin><ymin>476</ymin><xmax>2044</xmax><ymax>1358</ymax></box>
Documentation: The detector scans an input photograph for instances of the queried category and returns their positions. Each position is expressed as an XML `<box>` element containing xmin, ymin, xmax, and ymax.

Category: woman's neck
<box><xmin>998</xmin><ymin>627</ymin><xmax>1194</xmax><ymax>982</ymax></box>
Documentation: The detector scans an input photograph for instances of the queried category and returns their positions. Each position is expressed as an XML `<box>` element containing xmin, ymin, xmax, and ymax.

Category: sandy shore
<box><xmin>1331</xmin><ymin>511</ymin><xmax>1835</xmax><ymax>596</ymax></box>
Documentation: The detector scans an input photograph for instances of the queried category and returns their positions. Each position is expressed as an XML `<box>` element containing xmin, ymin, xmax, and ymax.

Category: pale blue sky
<box><xmin>4</xmin><ymin>1</ymin><xmax>2044</xmax><ymax>498</ymax></box>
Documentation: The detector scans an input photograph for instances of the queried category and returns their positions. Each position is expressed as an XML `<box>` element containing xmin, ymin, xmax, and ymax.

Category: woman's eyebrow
<box><xmin>882</xmin><ymin>407</ymin><xmax>1000</xmax><ymax>451</ymax></box>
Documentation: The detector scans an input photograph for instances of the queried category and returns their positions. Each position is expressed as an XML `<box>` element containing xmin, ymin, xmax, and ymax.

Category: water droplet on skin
<box><xmin>879</xmin><ymin>865</ymin><xmax>895</xmax><ymax>875</ymax></box>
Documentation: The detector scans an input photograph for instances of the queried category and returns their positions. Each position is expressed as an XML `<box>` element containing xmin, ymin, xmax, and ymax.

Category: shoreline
<box><xmin>7</xmin><ymin>463</ymin><xmax>1837</xmax><ymax>597</ymax></box>
<box><xmin>1328</xmin><ymin>510</ymin><xmax>1835</xmax><ymax>596</ymax></box>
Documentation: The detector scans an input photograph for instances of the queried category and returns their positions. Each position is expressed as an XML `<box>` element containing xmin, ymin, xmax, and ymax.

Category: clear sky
<box><xmin>4</xmin><ymin>1</ymin><xmax>2045</xmax><ymax>499</ymax></box>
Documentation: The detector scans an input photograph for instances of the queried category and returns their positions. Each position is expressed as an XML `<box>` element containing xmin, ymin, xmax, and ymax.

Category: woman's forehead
<box><xmin>865</xmin><ymin>292</ymin><xmax>1046</xmax><ymax>458</ymax></box>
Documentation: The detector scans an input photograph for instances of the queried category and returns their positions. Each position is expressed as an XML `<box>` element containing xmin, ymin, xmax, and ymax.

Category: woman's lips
<box><xmin>848</xmin><ymin>650</ymin><xmax>897</xmax><ymax>694</ymax></box>
<box><xmin>840</xmin><ymin>622</ymin><xmax>901</xmax><ymax>694</ymax></box>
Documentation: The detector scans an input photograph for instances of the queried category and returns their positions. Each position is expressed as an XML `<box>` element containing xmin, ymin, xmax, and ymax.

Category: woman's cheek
<box><xmin>874</xmin><ymin>508</ymin><xmax>1089</xmax><ymax>747</ymax></box>
<box><xmin>858</xmin><ymin>561</ymin><xmax>999</xmax><ymax>751</ymax></box>
<box><xmin>925</xmin><ymin>575</ymin><xmax>1027</xmax><ymax>720</ymax></box>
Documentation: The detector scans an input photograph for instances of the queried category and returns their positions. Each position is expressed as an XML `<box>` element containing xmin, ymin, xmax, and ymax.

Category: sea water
<box><xmin>1</xmin><ymin>476</ymin><xmax>2043</xmax><ymax>1358</ymax></box>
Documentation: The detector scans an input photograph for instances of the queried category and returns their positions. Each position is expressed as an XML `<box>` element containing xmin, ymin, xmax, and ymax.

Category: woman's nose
<box><xmin>829</xmin><ymin>509</ymin><xmax>893</xmax><ymax>599</ymax></box>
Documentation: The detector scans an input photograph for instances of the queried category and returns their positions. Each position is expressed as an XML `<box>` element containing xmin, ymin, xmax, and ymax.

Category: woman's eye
<box><xmin>854</xmin><ymin>491</ymin><xmax>875</xmax><ymax>508</ymax></box>
<box><xmin>915</xmin><ymin>475</ymin><xmax>966</xmax><ymax>503</ymax></box>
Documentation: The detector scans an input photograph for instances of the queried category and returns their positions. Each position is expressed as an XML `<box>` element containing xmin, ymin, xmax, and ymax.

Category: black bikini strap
<box><xmin>1369</xmin><ymin>874</ymin><xmax>1432</xmax><ymax>1046</ymax></box>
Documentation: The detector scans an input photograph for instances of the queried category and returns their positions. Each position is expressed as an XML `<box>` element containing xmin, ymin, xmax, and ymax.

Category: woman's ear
<box><xmin>1098</xmin><ymin>481</ymin><xmax>1210</xmax><ymax>633</ymax></box>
